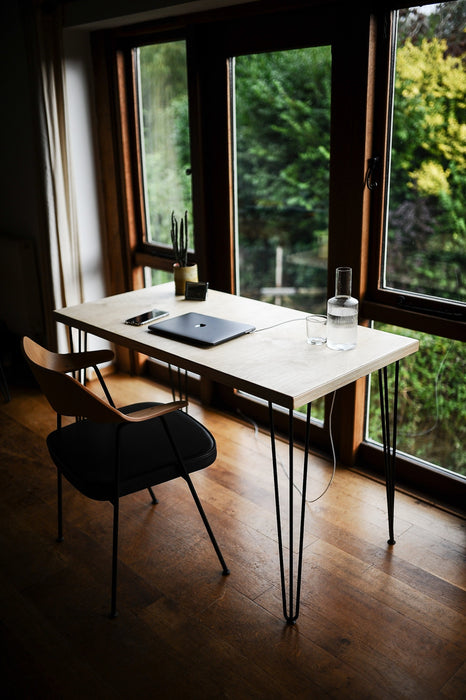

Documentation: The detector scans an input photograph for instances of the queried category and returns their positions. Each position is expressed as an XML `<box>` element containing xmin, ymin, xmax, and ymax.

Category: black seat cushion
<box><xmin>46</xmin><ymin>402</ymin><xmax>216</xmax><ymax>501</ymax></box>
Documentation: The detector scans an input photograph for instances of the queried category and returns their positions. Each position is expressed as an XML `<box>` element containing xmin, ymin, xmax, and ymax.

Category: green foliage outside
<box><xmin>235</xmin><ymin>47</ymin><xmax>331</xmax><ymax>312</ymax></box>
<box><xmin>387</xmin><ymin>4</ymin><xmax>466</xmax><ymax>302</ymax></box>
<box><xmin>368</xmin><ymin>325</ymin><xmax>466</xmax><ymax>476</ymax></box>
<box><xmin>139</xmin><ymin>41</ymin><xmax>192</xmax><ymax>246</ymax></box>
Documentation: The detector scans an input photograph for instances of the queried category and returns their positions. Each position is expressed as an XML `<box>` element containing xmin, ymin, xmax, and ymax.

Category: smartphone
<box><xmin>124</xmin><ymin>309</ymin><xmax>169</xmax><ymax>326</ymax></box>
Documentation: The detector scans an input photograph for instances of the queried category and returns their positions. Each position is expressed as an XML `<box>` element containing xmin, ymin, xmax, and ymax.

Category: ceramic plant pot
<box><xmin>173</xmin><ymin>263</ymin><xmax>198</xmax><ymax>295</ymax></box>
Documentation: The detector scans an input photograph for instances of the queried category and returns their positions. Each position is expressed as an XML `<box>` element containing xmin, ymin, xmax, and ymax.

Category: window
<box><xmin>382</xmin><ymin>5</ymin><xmax>465</xmax><ymax>306</ymax></box>
<box><xmin>95</xmin><ymin>4</ymin><xmax>339</xmax><ymax>444</ymax></box>
<box><xmin>366</xmin><ymin>1</ymin><xmax>465</xmax><ymax>326</ymax></box>
<box><xmin>362</xmin><ymin>1</ymin><xmax>465</xmax><ymax>501</ymax></box>
<box><xmin>92</xmin><ymin>0</ymin><xmax>465</xmax><ymax>507</ymax></box>
<box><xmin>367</xmin><ymin>325</ymin><xmax>465</xmax><ymax>477</ymax></box>
<box><xmin>233</xmin><ymin>47</ymin><xmax>331</xmax><ymax>314</ymax></box>
<box><xmin>232</xmin><ymin>46</ymin><xmax>332</xmax><ymax>423</ymax></box>
<box><xmin>136</xmin><ymin>41</ymin><xmax>193</xmax><ymax>250</ymax></box>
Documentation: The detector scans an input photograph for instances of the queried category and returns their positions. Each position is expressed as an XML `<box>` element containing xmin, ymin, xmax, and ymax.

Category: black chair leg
<box><xmin>159</xmin><ymin>416</ymin><xmax>229</xmax><ymax>575</ymax></box>
<box><xmin>147</xmin><ymin>486</ymin><xmax>158</xmax><ymax>504</ymax></box>
<box><xmin>110</xmin><ymin>499</ymin><xmax>119</xmax><ymax>618</ymax></box>
<box><xmin>56</xmin><ymin>469</ymin><xmax>64</xmax><ymax>543</ymax></box>
<box><xmin>184</xmin><ymin>473</ymin><xmax>230</xmax><ymax>576</ymax></box>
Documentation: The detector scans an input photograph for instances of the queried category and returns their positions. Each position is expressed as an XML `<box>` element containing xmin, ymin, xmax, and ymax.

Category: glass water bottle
<box><xmin>326</xmin><ymin>267</ymin><xmax>358</xmax><ymax>350</ymax></box>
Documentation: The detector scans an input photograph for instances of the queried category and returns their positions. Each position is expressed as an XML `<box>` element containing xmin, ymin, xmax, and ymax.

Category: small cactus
<box><xmin>171</xmin><ymin>210</ymin><xmax>189</xmax><ymax>267</ymax></box>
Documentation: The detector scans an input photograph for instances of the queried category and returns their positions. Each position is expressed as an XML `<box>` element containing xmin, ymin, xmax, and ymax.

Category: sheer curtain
<box><xmin>36</xmin><ymin>2</ymin><xmax>84</xmax><ymax>351</ymax></box>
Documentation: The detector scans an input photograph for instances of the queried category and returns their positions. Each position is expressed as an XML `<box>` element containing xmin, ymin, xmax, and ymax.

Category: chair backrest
<box><xmin>22</xmin><ymin>337</ymin><xmax>123</xmax><ymax>423</ymax></box>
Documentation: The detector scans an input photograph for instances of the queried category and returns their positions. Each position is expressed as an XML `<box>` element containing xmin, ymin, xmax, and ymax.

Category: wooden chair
<box><xmin>22</xmin><ymin>336</ymin><xmax>229</xmax><ymax>617</ymax></box>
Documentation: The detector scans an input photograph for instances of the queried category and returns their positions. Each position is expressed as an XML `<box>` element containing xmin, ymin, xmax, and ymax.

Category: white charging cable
<box><xmin>237</xmin><ymin>389</ymin><xmax>337</xmax><ymax>504</ymax></box>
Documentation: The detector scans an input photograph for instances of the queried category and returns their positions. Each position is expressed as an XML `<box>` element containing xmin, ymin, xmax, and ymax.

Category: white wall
<box><xmin>63</xmin><ymin>29</ymin><xmax>106</xmax><ymax>306</ymax></box>
<box><xmin>58</xmin><ymin>28</ymin><xmax>110</xmax><ymax>354</ymax></box>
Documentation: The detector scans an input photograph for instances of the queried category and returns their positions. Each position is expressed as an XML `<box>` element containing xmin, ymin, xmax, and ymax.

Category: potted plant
<box><xmin>170</xmin><ymin>210</ymin><xmax>198</xmax><ymax>295</ymax></box>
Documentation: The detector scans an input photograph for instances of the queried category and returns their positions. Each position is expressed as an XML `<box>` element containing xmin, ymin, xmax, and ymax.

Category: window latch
<box><xmin>365</xmin><ymin>156</ymin><xmax>380</xmax><ymax>191</ymax></box>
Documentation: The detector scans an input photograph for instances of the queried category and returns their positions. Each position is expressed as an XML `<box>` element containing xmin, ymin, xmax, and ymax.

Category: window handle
<box><xmin>365</xmin><ymin>156</ymin><xmax>380</xmax><ymax>191</ymax></box>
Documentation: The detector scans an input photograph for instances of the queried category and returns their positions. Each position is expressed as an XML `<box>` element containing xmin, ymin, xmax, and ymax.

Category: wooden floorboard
<box><xmin>0</xmin><ymin>373</ymin><xmax>465</xmax><ymax>699</ymax></box>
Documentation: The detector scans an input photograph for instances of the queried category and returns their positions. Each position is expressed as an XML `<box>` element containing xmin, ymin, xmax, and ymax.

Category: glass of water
<box><xmin>306</xmin><ymin>315</ymin><xmax>327</xmax><ymax>345</ymax></box>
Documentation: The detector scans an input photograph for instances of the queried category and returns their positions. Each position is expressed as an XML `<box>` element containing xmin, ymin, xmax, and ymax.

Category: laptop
<box><xmin>148</xmin><ymin>312</ymin><xmax>255</xmax><ymax>347</ymax></box>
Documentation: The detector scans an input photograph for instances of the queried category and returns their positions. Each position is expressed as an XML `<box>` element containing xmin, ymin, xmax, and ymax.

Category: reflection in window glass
<box><xmin>383</xmin><ymin>2</ymin><xmax>466</xmax><ymax>303</ymax></box>
<box><xmin>366</xmin><ymin>324</ymin><xmax>466</xmax><ymax>478</ymax></box>
<box><xmin>136</xmin><ymin>42</ymin><xmax>193</xmax><ymax>247</ymax></box>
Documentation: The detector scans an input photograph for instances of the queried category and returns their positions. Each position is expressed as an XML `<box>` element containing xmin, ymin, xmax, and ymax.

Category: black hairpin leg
<box><xmin>168</xmin><ymin>364</ymin><xmax>189</xmax><ymax>412</ymax></box>
<box><xmin>269</xmin><ymin>402</ymin><xmax>311</xmax><ymax>624</ymax></box>
<box><xmin>378</xmin><ymin>361</ymin><xmax>400</xmax><ymax>545</ymax></box>
<box><xmin>67</xmin><ymin>326</ymin><xmax>88</xmax><ymax>386</ymax></box>
<box><xmin>67</xmin><ymin>325</ymin><xmax>85</xmax><ymax>356</ymax></box>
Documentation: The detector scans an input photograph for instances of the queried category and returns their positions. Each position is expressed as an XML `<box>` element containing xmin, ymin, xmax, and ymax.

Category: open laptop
<box><xmin>148</xmin><ymin>312</ymin><xmax>255</xmax><ymax>347</ymax></box>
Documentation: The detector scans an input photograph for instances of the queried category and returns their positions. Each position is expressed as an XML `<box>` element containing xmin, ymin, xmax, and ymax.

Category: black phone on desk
<box><xmin>124</xmin><ymin>309</ymin><xmax>169</xmax><ymax>326</ymax></box>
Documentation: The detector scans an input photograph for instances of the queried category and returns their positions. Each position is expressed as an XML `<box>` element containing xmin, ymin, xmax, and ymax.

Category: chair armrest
<box><xmin>123</xmin><ymin>401</ymin><xmax>188</xmax><ymax>422</ymax></box>
<box><xmin>52</xmin><ymin>349</ymin><xmax>115</xmax><ymax>373</ymax></box>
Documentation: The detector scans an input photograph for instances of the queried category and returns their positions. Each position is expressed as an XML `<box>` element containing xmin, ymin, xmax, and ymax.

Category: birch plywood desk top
<box><xmin>55</xmin><ymin>284</ymin><xmax>419</xmax><ymax>409</ymax></box>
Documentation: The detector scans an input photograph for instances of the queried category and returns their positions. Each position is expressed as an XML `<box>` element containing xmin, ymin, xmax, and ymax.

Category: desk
<box><xmin>55</xmin><ymin>283</ymin><xmax>419</xmax><ymax>623</ymax></box>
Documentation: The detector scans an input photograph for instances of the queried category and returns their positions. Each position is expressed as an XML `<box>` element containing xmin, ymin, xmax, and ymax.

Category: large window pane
<box><xmin>136</xmin><ymin>41</ymin><xmax>193</xmax><ymax>248</ymax></box>
<box><xmin>383</xmin><ymin>2</ymin><xmax>466</xmax><ymax>303</ymax></box>
<box><xmin>369</xmin><ymin>2</ymin><xmax>466</xmax><ymax>480</ymax></box>
<box><xmin>367</xmin><ymin>324</ymin><xmax>466</xmax><ymax>478</ymax></box>
<box><xmin>233</xmin><ymin>46</ymin><xmax>331</xmax><ymax>315</ymax></box>
<box><xmin>232</xmin><ymin>46</ymin><xmax>331</xmax><ymax>423</ymax></box>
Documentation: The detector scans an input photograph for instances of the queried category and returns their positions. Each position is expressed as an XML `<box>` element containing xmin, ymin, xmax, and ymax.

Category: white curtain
<box><xmin>36</xmin><ymin>3</ymin><xmax>84</xmax><ymax>351</ymax></box>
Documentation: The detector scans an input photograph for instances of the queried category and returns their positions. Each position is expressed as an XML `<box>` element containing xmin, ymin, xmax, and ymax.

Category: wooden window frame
<box><xmin>358</xmin><ymin>5</ymin><xmax>465</xmax><ymax>510</ymax></box>
<box><xmin>90</xmin><ymin>1</ymin><xmax>465</xmax><ymax>509</ymax></box>
<box><xmin>362</xmin><ymin>8</ymin><xmax>466</xmax><ymax>342</ymax></box>
<box><xmin>91</xmin><ymin>2</ymin><xmax>378</xmax><ymax>451</ymax></box>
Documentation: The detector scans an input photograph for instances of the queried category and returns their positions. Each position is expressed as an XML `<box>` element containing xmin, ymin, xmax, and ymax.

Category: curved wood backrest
<box><xmin>22</xmin><ymin>336</ymin><xmax>114</xmax><ymax>374</ymax></box>
<box><xmin>22</xmin><ymin>337</ymin><xmax>124</xmax><ymax>423</ymax></box>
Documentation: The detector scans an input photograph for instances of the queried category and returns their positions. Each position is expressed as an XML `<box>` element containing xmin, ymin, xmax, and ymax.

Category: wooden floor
<box><xmin>0</xmin><ymin>373</ymin><xmax>465</xmax><ymax>699</ymax></box>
